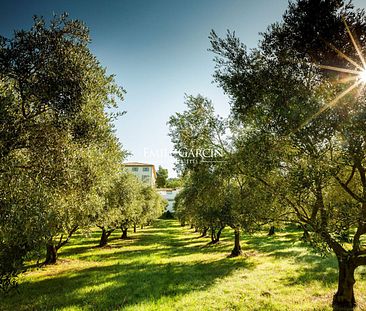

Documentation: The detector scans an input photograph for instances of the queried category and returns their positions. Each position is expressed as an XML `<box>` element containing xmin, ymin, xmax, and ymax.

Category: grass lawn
<box><xmin>1</xmin><ymin>219</ymin><xmax>366</xmax><ymax>311</ymax></box>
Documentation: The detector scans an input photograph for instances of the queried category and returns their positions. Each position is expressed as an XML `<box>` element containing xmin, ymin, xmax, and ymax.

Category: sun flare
<box><xmin>359</xmin><ymin>68</ymin><xmax>366</xmax><ymax>83</ymax></box>
<box><xmin>295</xmin><ymin>18</ymin><xmax>366</xmax><ymax>132</ymax></box>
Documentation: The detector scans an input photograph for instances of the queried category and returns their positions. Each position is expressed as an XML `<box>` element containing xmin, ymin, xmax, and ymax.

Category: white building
<box><xmin>124</xmin><ymin>162</ymin><xmax>157</xmax><ymax>187</ymax></box>
<box><xmin>157</xmin><ymin>188</ymin><xmax>181</xmax><ymax>212</ymax></box>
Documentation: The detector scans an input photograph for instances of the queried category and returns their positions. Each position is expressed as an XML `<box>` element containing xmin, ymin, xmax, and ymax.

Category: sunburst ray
<box><xmin>343</xmin><ymin>16</ymin><xmax>366</xmax><ymax>68</ymax></box>
<box><xmin>294</xmin><ymin>80</ymin><xmax>362</xmax><ymax>133</ymax></box>
<box><xmin>291</xmin><ymin>19</ymin><xmax>366</xmax><ymax>134</ymax></box>
<box><xmin>318</xmin><ymin>64</ymin><xmax>360</xmax><ymax>75</ymax></box>
<box><xmin>334</xmin><ymin>75</ymin><xmax>358</xmax><ymax>85</ymax></box>
<box><xmin>325</xmin><ymin>41</ymin><xmax>363</xmax><ymax>71</ymax></box>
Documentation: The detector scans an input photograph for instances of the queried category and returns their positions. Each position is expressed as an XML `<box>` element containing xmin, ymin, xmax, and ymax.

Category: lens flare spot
<box><xmin>359</xmin><ymin>69</ymin><xmax>366</xmax><ymax>83</ymax></box>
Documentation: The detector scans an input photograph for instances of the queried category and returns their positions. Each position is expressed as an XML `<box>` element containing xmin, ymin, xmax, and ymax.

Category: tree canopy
<box><xmin>208</xmin><ymin>0</ymin><xmax>366</xmax><ymax>308</ymax></box>
<box><xmin>156</xmin><ymin>165</ymin><xmax>168</xmax><ymax>188</ymax></box>
<box><xmin>169</xmin><ymin>0</ymin><xmax>366</xmax><ymax>309</ymax></box>
<box><xmin>0</xmin><ymin>14</ymin><xmax>125</xmax><ymax>288</ymax></box>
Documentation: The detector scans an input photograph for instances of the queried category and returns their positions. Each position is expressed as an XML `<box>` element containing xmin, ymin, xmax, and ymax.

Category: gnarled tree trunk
<box><xmin>99</xmin><ymin>228</ymin><xmax>114</xmax><ymax>247</ymax></box>
<box><xmin>209</xmin><ymin>226</ymin><xmax>225</xmax><ymax>244</ymax></box>
<box><xmin>231</xmin><ymin>227</ymin><xmax>242</xmax><ymax>257</ymax></box>
<box><xmin>44</xmin><ymin>226</ymin><xmax>78</xmax><ymax>265</ymax></box>
<box><xmin>210</xmin><ymin>227</ymin><xmax>216</xmax><ymax>243</ymax></box>
<box><xmin>301</xmin><ymin>228</ymin><xmax>310</xmax><ymax>242</ymax></box>
<box><xmin>200</xmin><ymin>227</ymin><xmax>208</xmax><ymax>237</ymax></box>
<box><xmin>121</xmin><ymin>228</ymin><xmax>128</xmax><ymax>239</ymax></box>
<box><xmin>215</xmin><ymin>226</ymin><xmax>224</xmax><ymax>243</ymax></box>
<box><xmin>268</xmin><ymin>226</ymin><xmax>275</xmax><ymax>236</ymax></box>
<box><xmin>45</xmin><ymin>244</ymin><xmax>57</xmax><ymax>264</ymax></box>
<box><xmin>333</xmin><ymin>256</ymin><xmax>356</xmax><ymax>310</ymax></box>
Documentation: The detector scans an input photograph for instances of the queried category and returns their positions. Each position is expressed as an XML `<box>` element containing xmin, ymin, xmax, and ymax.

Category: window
<box><xmin>142</xmin><ymin>167</ymin><xmax>149</xmax><ymax>172</ymax></box>
<box><xmin>142</xmin><ymin>175</ymin><xmax>150</xmax><ymax>181</ymax></box>
<box><xmin>132</xmin><ymin>167</ymin><xmax>138</xmax><ymax>172</ymax></box>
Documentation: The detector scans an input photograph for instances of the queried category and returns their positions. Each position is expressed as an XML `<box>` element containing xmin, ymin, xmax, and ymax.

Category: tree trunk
<box><xmin>133</xmin><ymin>224</ymin><xmax>137</xmax><ymax>233</ymax></box>
<box><xmin>298</xmin><ymin>222</ymin><xmax>313</xmax><ymax>242</ymax></box>
<box><xmin>301</xmin><ymin>227</ymin><xmax>310</xmax><ymax>242</ymax></box>
<box><xmin>333</xmin><ymin>257</ymin><xmax>356</xmax><ymax>310</ymax></box>
<box><xmin>210</xmin><ymin>227</ymin><xmax>216</xmax><ymax>243</ymax></box>
<box><xmin>121</xmin><ymin>228</ymin><xmax>128</xmax><ymax>239</ymax></box>
<box><xmin>214</xmin><ymin>226</ymin><xmax>224</xmax><ymax>243</ymax></box>
<box><xmin>141</xmin><ymin>225</ymin><xmax>144</xmax><ymax>229</ymax></box>
<box><xmin>201</xmin><ymin>227</ymin><xmax>208</xmax><ymax>237</ymax></box>
<box><xmin>45</xmin><ymin>244</ymin><xmax>57</xmax><ymax>264</ymax></box>
<box><xmin>231</xmin><ymin>228</ymin><xmax>242</xmax><ymax>257</ymax></box>
<box><xmin>190</xmin><ymin>224</ymin><xmax>194</xmax><ymax>229</ymax></box>
<box><xmin>268</xmin><ymin>226</ymin><xmax>275</xmax><ymax>236</ymax></box>
<box><xmin>99</xmin><ymin>228</ymin><xmax>112</xmax><ymax>247</ymax></box>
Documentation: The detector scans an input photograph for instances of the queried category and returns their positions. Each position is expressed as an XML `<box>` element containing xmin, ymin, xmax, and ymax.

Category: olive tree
<box><xmin>96</xmin><ymin>172</ymin><xmax>141</xmax><ymax>247</ymax></box>
<box><xmin>168</xmin><ymin>95</ymin><xmax>275</xmax><ymax>255</ymax></box>
<box><xmin>0</xmin><ymin>14</ymin><xmax>125</xmax><ymax>285</ymax></box>
<box><xmin>209</xmin><ymin>0</ymin><xmax>366</xmax><ymax>308</ymax></box>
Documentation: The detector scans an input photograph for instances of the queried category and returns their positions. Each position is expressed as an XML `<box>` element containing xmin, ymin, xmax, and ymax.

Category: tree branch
<box><xmin>56</xmin><ymin>225</ymin><xmax>79</xmax><ymax>250</ymax></box>
<box><xmin>356</xmin><ymin>162</ymin><xmax>366</xmax><ymax>189</ymax></box>
<box><xmin>354</xmin><ymin>255</ymin><xmax>366</xmax><ymax>267</ymax></box>
<box><xmin>320</xmin><ymin>230</ymin><xmax>347</xmax><ymax>257</ymax></box>
<box><xmin>334</xmin><ymin>175</ymin><xmax>364</xmax><ymax>202</ymax></box>
<box><xmin>345</xmin><ymin>165</ymin><xmax>356</xmax><ymax>186</ymax></box>
<box><xmin>352</xmin><ymin>224</ymin><xmax>366</xmax><ymax>253</ymax></box>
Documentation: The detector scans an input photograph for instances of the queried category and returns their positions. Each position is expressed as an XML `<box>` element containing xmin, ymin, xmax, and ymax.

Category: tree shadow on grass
<box><xmin>89</xmin><ymin>221</ymin><xmax>227</xmax><ymax>259</ymax></box>
<box><xmin>62</xmin><ymin>230</ymin><xmax>233</xmax><ymax>264</ymax></box>
<box><xmin>285</xmin><ymin>259</ymin><xmax>338</xmax><ymax>286</ymax></box>
<box><xmin>1</xmin><ymin>256</ymin><xmax>255</xmax><ymax>310</ymax></box>
<box><xmin>0</xmin><ymin>220</ymin><xmax>259</xmax><ymax>310</ymax></box>
<box><xmin>241</xmin><ymin>231</ymin><xmax>340</xmax><ymax>286</ymax></box>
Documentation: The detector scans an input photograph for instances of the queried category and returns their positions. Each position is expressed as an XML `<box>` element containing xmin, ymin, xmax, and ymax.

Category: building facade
<box><xmin>124</xmin><ymin>162</ymin><xmax>157</xmax><ymax>187</ymax></box>
<box><xmin>156</xmin><ymin>188</ymin><xmax>181</xmax><ymax>212</ymax></box>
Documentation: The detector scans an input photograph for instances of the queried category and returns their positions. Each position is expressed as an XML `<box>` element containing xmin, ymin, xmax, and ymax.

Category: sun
<box><xmin>359</xmin><ymin>68</ymin><xmax>366</xmax><ymax>83</ymax></box>
<box><xmin>295</xmin><ymin>18</ymin><xmax>366</xmax><ymax>131</ymax></box>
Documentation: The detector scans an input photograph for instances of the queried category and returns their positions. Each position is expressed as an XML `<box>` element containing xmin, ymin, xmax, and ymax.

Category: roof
<box><xmin>124</xmin><ymin>162</ymin><xmax>157</xmax><ymax>178</ymax></box>
<box><xmin>124</xmin><ymin>162</ymin><xmax>155</xmax><ymax>166</ymax></box>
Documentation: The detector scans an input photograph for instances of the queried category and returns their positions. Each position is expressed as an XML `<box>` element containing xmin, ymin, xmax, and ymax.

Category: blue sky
<box><xmin>2</xmin><ymin>0</ymin><xmax>366</xmax><ymax>177</ymax></box>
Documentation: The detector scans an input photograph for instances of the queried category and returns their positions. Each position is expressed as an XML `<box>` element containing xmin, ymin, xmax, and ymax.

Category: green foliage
<box><xmin>169</xmin><ymin>96</ymin><xmax>228</xmax><ymax>231</ymax></box>
<box><xmin>140</xmin><ymin>185</ymin><xmax>167</xmax><ymax>225</ymax></box>
<box><xmin>156</xmin><ymin>166</ymin><xmax>169</xmax><ymax>188</ymax></box>
<box><xmin>97</xmin><ymin>171</ymin><xmax>167</xmax><ymax>245</ymax></box>
<box><xmin>209</xmin><ymin>0</ymin><xmax>366</xmax><ymax>307</ymax></box>
<box><xmin>168</xmin><ymin>95</ymin><xmax>275</xmax><ymax>249</ymax></box>
<box><xmin>165</xmin><ymin>177</ymin><xmax>183</xmax><ymax>188</ymax></box>
<box><xmin>105</xmin><ymin>173</ymin><xmax>143</xmax><ymax>229</ymax></box>
<box><xmin>0</xmin><ymin>14</ymin><xmax>125</xmax><ymax>287</ymax></box>
<box><xmin>169</xmin><ymin>0</ymin><xmax>366</xmax><ymax>307</ymax></box>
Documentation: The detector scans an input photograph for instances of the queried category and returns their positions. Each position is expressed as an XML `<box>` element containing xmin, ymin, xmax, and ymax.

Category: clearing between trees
<box><xmin>1</xmin><ymin>219</ymin><xmax>365</xmax><ymax>311</ymax></box>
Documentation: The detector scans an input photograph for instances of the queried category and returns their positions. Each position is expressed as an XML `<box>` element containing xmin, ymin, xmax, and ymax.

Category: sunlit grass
<box><xmin>1</xmin><ymin>220</ymin><xmax>365</xmax><ymax>310</ymax></box>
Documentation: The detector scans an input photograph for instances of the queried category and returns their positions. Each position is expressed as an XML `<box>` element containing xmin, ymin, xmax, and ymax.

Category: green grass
<box><xmin>1</xmin><ymin>220</ymin><xmax>366</xmax><ymax>311</ymax></box>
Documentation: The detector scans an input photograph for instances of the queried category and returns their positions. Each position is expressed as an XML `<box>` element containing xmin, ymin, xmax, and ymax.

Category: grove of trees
<box><xmin>169</xmin><ymin>0</ymin><xmax>366</xmax><ymax>309</ymax></box>
<box><xmin>2</xmin><ymin>1</ymin><xmax>366</xmax><ymax>310</ymax></box>
<box><xmin>0</xmin><ymin>15</ymin><xmax>165</xmax><ymax>291</ymax></box>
